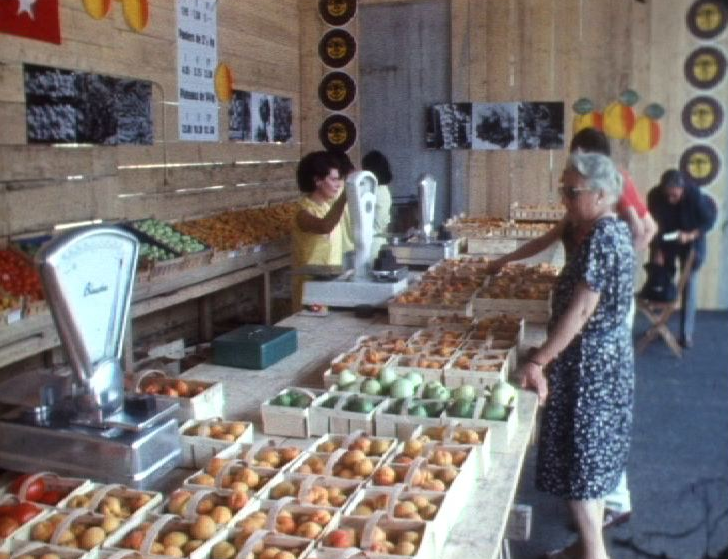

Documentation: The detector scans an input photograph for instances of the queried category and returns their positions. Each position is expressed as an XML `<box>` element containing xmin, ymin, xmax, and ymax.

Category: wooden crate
<box><xmin>388</xmin><ymin>300</ymin><xmax>473</xmax><ymax>327</ymax></box>
<box><xmin>472</xmin><ymin>290</ymin><xmax>551</xmax><ymax>323</ymax></box>
<box><xmin>466</xmin><ymin>236</ymin><xmax>520</xmax><ymax>255</ymax></box>
<box><xmin>375</xmin><ymin>399</ymin><xmax>445</xmax><ymax>440</ymax></box>
<box><xmin>442</xmin><ymin>356</ymin><xmax>507</xmax><ymax>388</ymax></box>
<box><xmin>510</xmin><ymin>203</ymin><xmax>564</xmax><ymax>222</ymax></box>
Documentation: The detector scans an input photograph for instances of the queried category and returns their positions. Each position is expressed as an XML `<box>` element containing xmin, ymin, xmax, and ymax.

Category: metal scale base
<box><xmin>303</xmin><ymin>276</ymin><xmax>408</xmax><ymax>308</ymax></box>
<box><xmin>385</xmin><ymin>239</ymin><xmax>460</xmax><ymax>267</ymax></box>
<box><xmin>0</xmin><ymin>413</ymin><xmax>180</xmax><ymax>489</ymax></box>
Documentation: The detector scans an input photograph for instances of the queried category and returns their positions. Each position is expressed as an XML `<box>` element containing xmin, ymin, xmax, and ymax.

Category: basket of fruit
<box><xmin>179</xmin><ymin>418</ymin><xmax>254</xmax><ymax>468</ymax></box>
<box><xmin>129</xmin><ymin>369</ymin><xmax>224</xmax><ymax>421</ymax></box>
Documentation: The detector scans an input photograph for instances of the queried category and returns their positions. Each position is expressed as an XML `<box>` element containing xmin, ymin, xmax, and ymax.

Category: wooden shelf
<box><xmin>0</xmin><ymin>240</ymin><xmax>291</xmax><ymax>370</ymax></box>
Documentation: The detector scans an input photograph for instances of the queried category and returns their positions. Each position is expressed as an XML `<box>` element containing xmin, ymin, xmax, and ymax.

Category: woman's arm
<box><xmin>519</xmin><ymin>282</ymin><xmax>601</xmax><ymax>404</ymax></box>
<box><xmin>296</xmin><ymin>193</ymin><xmax>348</xmax><ymax>235</ymax></box>
<box><xmin>486</xmin><ymin>219</ymin><xmax>565</xmax><ymax>273</ymax></box>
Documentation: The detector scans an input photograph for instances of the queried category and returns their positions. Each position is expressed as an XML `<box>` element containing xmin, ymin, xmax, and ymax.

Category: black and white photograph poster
<box><xmin>24</xmin><ymin>64</ymin><xmax>153</xmax><ymax>145</ymax></box>
<box><xmin>425</xmin><ymin>103</ymin><xmax>472</xmax><ymax>149</ymax></box>
<box><xmin>177</xmin><ymin>0</ymin><xmax>218</xmax><ymax>141</ymax></box>
<box><xmin>272</xmin><ymin>96</ymin><xmax>293</xmax><ymax>143</ymax></box>
<box><xmin>472</xmin><ymin>102</ymin><xmax>518</xmax><ymax>150</ymax></box>
<box><xmin>251</xmin><ymin>92</ymin><xmax>275</xmax><ymax>143</ymax></box>
<box><xmin>229</xmin><ymin>90</ymin><xmax>252</xmax><ymax>141</ymax></box>
<box><xmin>517</xmin><ymin>101</ymin><xmax>565</xmax><ymax>150</ymax></box>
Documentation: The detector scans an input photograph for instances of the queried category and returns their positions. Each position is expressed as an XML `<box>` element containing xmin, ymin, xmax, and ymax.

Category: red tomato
<box><xmin>11</xmin><ymin>502</ymin><xmax>41</xmax><ymax>524</ymax></box>
<box><xmin>38</xmin><ymin>490</ymin><xmax>64</xmax><ymax>505</ymax></box>
<box><xmin>10</xmin><ymin>474</ymin><xmax>46</xmax><ymax>501</ymax></box>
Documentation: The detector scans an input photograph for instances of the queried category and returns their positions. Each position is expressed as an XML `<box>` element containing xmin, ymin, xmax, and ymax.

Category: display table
<box><xmin>181</xmin><ymin>310</ymin><xmax>543</xmax><ymax>559</ymax></box>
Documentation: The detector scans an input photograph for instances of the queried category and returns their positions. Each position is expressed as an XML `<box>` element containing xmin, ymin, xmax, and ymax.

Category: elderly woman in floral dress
<box><xmin>520</xmin><ymin>151</ymin><xmax>635</xmax><ymax>559</ymax></box>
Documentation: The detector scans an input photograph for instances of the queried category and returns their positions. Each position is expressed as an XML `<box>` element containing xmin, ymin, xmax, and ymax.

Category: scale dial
<box><xmin>38</xmin><ymin>227</ymin><xmax>138</xmax><ymax>379</ymax></box>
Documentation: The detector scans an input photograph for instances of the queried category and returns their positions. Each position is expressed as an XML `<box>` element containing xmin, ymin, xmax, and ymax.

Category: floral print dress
<box><xmin>536</xmin><ymin>216</ymin><xmax>635</xmax><ymax>500</ymax></box>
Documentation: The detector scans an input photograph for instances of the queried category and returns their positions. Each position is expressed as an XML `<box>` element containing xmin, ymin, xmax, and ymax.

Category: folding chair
<box><xmin>636</xmin><ymin>249</ymin><xmax>696</xmax><ymax>357</ymax></box>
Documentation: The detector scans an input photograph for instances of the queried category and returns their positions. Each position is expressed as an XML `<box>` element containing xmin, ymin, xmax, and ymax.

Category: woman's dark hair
<box><xmin>329</xmin><ymin>151</ymin><xmax>356</xmax><ymax>177</ymax></box>
<box><xmin>658</xmin><ymin>169</ymin><xmax>685</xmax><ymax>189</ymax></box>
<box><xmin>362</xmin><ymin>150</ymin><xmax>393</xmax><ymax>185</ymax></box>
<box><xmin>296</xmin><ymin>151</ymin><xmax>339</xmax><ymax>193</ymax></box>
<box><xmin>570</xmin><ymin>128</ymin><xmax>611</xmax><ymax>156</ymax></box>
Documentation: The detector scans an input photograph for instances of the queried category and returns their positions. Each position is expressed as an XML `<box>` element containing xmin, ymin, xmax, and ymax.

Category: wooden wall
<box><xmin>0</xmin><ymin>0</ymin><xmax>302</xmax><ymax>238</ymax></box>
<box><xmin>303</xmin><ymin>0</ymin><xmax>727</xmax><ymax>309</ymax></box>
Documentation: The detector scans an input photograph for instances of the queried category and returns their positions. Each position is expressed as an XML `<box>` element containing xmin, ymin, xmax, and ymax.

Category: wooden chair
<box><xmin>636</xmin><ymin>249</ymin><xmax>695</xmax><ymax>358</ymax></box>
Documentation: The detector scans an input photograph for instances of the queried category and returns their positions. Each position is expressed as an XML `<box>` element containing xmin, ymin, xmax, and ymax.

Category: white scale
<box><xmin>302</xmin><ymin>171</ymin><xmax>409</xmax><ymax>308</ymax></box>
<box><xmin>0</xmin><ymin>226</ymin><xmax>181</xmax><ymax>488</ymax></box>
<box><xmin>384</xmin><ymin>174</ymin><xmax>460</xmax><ymax>267</ymax></box>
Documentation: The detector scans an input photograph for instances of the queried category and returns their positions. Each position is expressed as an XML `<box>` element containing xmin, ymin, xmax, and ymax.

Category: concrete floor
<box><xmin>510</xmin><ymin>311</ymin><xmax>728</xmax><ymax>559</ymax></box>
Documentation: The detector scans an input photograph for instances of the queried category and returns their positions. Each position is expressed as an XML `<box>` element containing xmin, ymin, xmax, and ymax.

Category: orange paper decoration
<box><xmin>215</xmin><ymin>63</ymin><xmax>234</xmax><ymax>102</ymax></box>
<box><xmin>82</xmin><ymin>0</ymin><xmax>112</xmax><ymax>19</ymax></box>
<box><xmin>122</xmin><ymin>0</ymin><xmax>149</xmax><ymax>32</ymax></box>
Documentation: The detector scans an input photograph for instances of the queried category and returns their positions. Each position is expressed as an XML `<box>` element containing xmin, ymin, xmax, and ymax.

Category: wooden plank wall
<box><xmin>316</xmin><ymin>0</ymin><xmax>727</xmax><ymax>309</ymax></box>
<box><xmin>0</xmin><ymin>0</ymin><xmax>302</xmax><ymax>238</ymax></box>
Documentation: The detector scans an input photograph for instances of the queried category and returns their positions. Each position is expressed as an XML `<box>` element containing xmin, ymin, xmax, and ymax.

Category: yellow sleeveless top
<box><xmin>290</xmin><ymin>196</ymin><xmax>344</xmax><ymax>310</ymax></box>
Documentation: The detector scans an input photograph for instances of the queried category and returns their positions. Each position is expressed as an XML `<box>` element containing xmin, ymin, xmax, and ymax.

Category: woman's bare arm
<box><xmin>487</xmin><ymin>219</ymin><xmax>565</xmax><ymax>273</ymax></box>
<box><xmin>296</xmin><ymin>193</ymin><xmax>347</xmax><ymax>235</ymax></box>
<box><xmin>520</xmin><ymin>282</ymin><xmax>601</xmax><ymax>404</ymax></box>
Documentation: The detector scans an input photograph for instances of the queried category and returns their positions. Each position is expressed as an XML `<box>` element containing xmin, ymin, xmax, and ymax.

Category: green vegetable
<box><xmin>389</xmin><ymin>378</ymin><xmax>415</xmax><ymax>399</ymax></box>
<box><xmin>482</xmin><ymin>402</ymin><xmax>508</xmax><ymax>421</ymax></box>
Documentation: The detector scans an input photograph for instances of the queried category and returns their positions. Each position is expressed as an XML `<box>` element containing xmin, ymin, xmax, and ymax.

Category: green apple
<box><xmin>483</xmin><ymin>402</ymin><xmax>508</xmax><ymax>420</ymax></box>
<box><xmin>452</xmin><ymin>384</ymin><xmax>476</xmax><ymax>402</ymax></box>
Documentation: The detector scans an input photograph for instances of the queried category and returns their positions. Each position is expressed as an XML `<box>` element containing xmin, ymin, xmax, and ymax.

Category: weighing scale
<box><xmin>302</xmin><ymin>171</ymin><xmax>409</xmax><ymax>308</ymax></box>
<box><xmin>0</xmin><ymin>226</ymin><xmax>181</xmax><ymax>488</ymax></box>
<box><xmin>384</xmin><ymin>174</ymin><xmax>460</xmax><ymax>267</ymax></box>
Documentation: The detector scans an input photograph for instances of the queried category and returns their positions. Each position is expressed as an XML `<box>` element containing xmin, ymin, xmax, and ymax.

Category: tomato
<box><xmin>11</xmin><ymin>502</ymin><xmax>40</xmax><ymax>524</ymax></box>
<box><xmin>38</xmin><ymin>490</ymin><xmax>64</xmax><ymax>505</ymax></box>
<box><xmin>10</xmin><ymin>474</ymin><xmax>46</xmax><ymax>502</ymax></box>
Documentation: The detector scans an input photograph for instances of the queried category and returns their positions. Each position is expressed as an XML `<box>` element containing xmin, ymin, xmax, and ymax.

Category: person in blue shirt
<box><xmin>646</xmin><ymin>169</ymin><xmax>717</xmax><ymax>348</ymax></box>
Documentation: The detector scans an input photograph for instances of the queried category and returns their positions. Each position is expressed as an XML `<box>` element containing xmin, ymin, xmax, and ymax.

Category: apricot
<box><xmin>271</xmin><ymin>480</ymin><xmax>296</xmax><ymax>499</ymax></box>
<box><xmin>163</xmin><ymin>531</ymin><xmax>188</xmax><ymax>548</ymax></box>
<box><xmin>184</xmin><ymin>540</ymin><xmax>204</xmax><ymax>554</ymax></box>
<box><xmin>80</xmin><ymin>526</ymin><xmax>106</xmax><ymax>549</ymax></box>
<box><xmin>228</xmin><ymin>422</ymin><xmax>247</xmax><ymax>437</ymax></box>
<box><xmin>296</xmin><ymin>521</ymin><xmax>322</xmax><ymax>539</ymax></box>
<box><xmin>30</xmin><ymin>520</ymin><xmax>54</xmax><ymax>542</ymax></box>
<box><xmin>275</xmin><ymin>514</ymin><xmax>296</xmax><ymax>535</ymax></box>
<box><xmin>163</xmin><ymin>546</ymin><xmax>184</xmax><ymax>558</ymax></box>
<box><xmin>101</xmin><ymin>515</ymin><xmax>121</xmax><ymax>533</ymax></box>
<box><xmin>211</xmin><ymin>541</ymin><xmax>236</xmax><ymax>559</ymax></box>
<box><xmin>190</xmin><ymin>515</ymin><xmax>217</xmax><ymax>540</ymax></box>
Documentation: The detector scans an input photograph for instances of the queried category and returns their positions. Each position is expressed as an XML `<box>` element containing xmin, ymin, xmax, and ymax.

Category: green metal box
<box><xmin>212</xmin><ymin>325</ymin><xmax>298</xmax><ymax>370</ymax></box>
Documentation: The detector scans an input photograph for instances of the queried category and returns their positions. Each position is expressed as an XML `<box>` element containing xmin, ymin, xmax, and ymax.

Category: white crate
<box><xmin>318</xmin><ymin>511</ymin><xmax>436</xmax><ymax>559</ymax></box>
<box><xmin>375</xmin><ymin>399</ymin><xmax>446</xmax><ymax>440</ymax></box>
<box><xmin>260</xmin><ymin>388</ymin><xmax>326</xmax><ymax>438</ymax></box>
<box><xmin>160</xmin><ymin>486</ymin><xmax>257</xmax><ymax>528</ymax></box>
<box><xmin>212</xmin><ymin>527</ymin><xmax>314</xmax><ymax>559</ymax></box>
<box><xmin>178</xmin><ymin>419</ymin><xmax>254</xmax><ymax>469</ymax></box>
<box><xmin>387</xmin><ymin>354</ymin><xmax>446</xmax><ymax>385</ymax></box>
<box><xmin>63</xmin><ymin>483</ymin><xmax>162</xmax><ymax>520</ymax></box>
<box><xmin>309</xmin><ymin>394</ymin><xmax>388</xmax><ymax>436</ymax></box>
<box><xmin>130</xmin><ymin>369</ymin><xmax>224</xmax><ymax>421</ymax></box>
<box><xmin>3</xmin><ymin>541</ymin><xmax>86</xmax><ymax>559</ymax></box>
<box><xmin>457</xmin><ymin>398</ymin><xmax>518</xmax><ymax>451</ymax></box>
<box><xmin>258</xmin><ymin>473</ymin><xmax>362</xmax><ymax>509</ymax></box>
<box><xmin>16</xmin><ymin>509</ymin><xmax>118</xmax><ymax>551</ymax></box>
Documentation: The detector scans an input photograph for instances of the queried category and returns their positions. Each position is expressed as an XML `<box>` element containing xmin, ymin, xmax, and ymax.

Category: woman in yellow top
<box><xmin>291</xmin><ymin>151</ymin><xmax>348</xmax><ymax>311</ymax></box>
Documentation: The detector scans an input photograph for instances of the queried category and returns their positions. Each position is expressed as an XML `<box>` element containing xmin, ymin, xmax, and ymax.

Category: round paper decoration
<box><xmin>319</xmin><ymin>29</ymin><xmax>357</xmax><ymax>68</ymax></box>
<box><xmin>320</xmin><ymin>114</ymin><xmax>357</xmax><ymax>152</ymax></box>
<box><xmin>687</xmin><ymin>0</ymin><xmax>728</xmax><ymax>40</ymax></box>
<box><xmin>679</xmin><ymin>144</ymin><xmax>721</xmax><ymax>186</ymax></box>
<box><xmin>684</xmin><ymin>46</ymin><xmax>727</xmax><ymax>89</ymax></box>
<box><xmin>682</xmin><ymin>96</ymin><xmax>724</xmax><ymax>138</ymax></box>
<box><xmin>319</xmin><ymin>72</ymin><xmax>356</xmax><ymax>111</ymax></box>
<box><xmin>122</xmin><ymin>0</ymin><xmax>149</xmax><ymax>32</ymax></box>
<box><xmin>319</xmin><ymin>0</ymin><xmax>357</xmax><ymax>26</ymax></box>
<box><xmin>214</xmin><ymin>63</ymin><xmax>234</xmax><ymax>103</ymax></box>
<box><xmin>83</xmin><ymin>0</ymin><xmax>112</xmax><ymax>19</ymax></box>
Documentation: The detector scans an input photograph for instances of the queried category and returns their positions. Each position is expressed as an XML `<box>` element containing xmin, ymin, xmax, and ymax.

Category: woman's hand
<box><xmin>520</xmin><ymin>362</ymin><xmax>548</xmax><ymax>405</ymax></box>
<box><xmin>485</xmin><ymin>257</ymin><xmax>505</xmax><ymax>275</ymax></box>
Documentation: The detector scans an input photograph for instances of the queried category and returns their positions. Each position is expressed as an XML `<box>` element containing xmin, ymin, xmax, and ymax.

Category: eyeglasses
<box><xmin>558</xmin><ymin>186</ymin><xmax>593</xmax><ymax>200</ymax></box>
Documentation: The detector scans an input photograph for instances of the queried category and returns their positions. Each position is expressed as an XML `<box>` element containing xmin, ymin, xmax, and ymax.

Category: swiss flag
<box><xmin>0</xmin><ymin>0</ymin><xmax>61</xmax><ymax>44</ymax></box>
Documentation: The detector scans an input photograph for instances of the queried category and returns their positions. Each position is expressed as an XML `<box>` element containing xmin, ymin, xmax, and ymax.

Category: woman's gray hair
<box><xmin>568</xmin><ymin>150</ymin><xmax>623</xmax><ymax>203</ymax></box>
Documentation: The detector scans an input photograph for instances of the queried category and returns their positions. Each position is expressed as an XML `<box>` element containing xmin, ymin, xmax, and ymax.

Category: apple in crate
<box><xmin>325</xmin><ymin>527</ymin><xmax>357</xmax><ymax>547</ymax></box>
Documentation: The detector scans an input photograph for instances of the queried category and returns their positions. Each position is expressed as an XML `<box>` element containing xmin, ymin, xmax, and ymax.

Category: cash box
<box><xmin>212</xmin><ymin>325</ymin><xmax>298</xmax><ymax>369</ymax></box>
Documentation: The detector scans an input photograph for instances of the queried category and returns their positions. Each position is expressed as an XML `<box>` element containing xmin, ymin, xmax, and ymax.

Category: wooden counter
<box><xmin>181</xmin><ymin>310</ymin><xmax>543</xmax><ymax>559</ymax></box>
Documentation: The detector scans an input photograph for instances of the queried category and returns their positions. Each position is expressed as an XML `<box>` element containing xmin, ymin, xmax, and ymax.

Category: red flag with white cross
<box><xmin>0</xmin><ymin>0</ymin><xmax>61</xmax><ymax>44</ymax></box>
